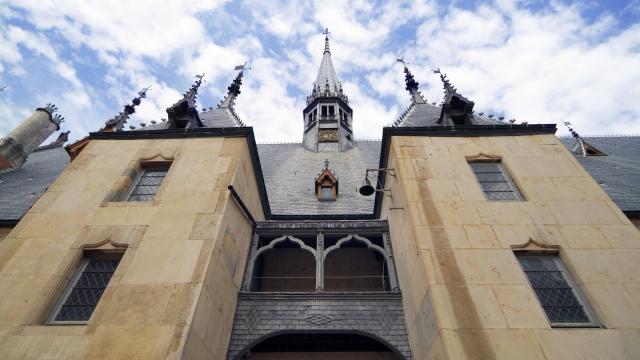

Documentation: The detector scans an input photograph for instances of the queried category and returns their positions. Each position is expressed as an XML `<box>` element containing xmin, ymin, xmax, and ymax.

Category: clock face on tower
<box><xmin>318</xmin><ymin>129</ymin><xmax>338</xmax><ymax>142</ymax></box>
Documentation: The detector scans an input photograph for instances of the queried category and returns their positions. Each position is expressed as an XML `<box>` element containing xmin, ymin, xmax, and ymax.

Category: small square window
<box><xmin>126</xmin><ymin>164</ymin><xmax>170</xmax><ymax>201</ymax></box>
<box><xmin>469</xmin><ymin>161</ymin><xmax>523</xmax><ymax>201</ymax></box>
<box><xmin>320</xmin><ymin>186</ymin><xmax>334</xmax><ymax>201</ymax></box>
<box><xmin>516</xmin><ymin>253</ymin><xmax>600</xmax><ymax>327</ymax></box>
<box><xmin>48</xmin><ymin>253</ymin><xmax>122</xmax><ymax>324</ymax></box>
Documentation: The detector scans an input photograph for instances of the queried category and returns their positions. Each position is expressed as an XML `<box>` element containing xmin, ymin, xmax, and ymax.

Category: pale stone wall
<box><xmin>0</xmin><ymin>136</ymin><xmax>263</xmax><ymax>359</ymax></box>
<box><xmin>0</xmin><ymin>227</ymin><xmax>11</xmax><ymax>242</ymax></box>
<box><xmin>381</xmin><ymin>134</ymin><xmax>640</xmax><ymax>360</ymax></box>
<box><xmin>631</xmin><ymin>218</ymin><xmax>640</xmax><ymax>232</ymax></box>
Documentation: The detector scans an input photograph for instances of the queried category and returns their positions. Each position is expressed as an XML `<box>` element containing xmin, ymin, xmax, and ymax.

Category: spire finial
<box><xmin>103</xmin><ymin>86</ymin><xmax>150</xmax><ymax>131</ymax></box>
<box><xmin>219</xmin><ymin>65</ymin><xmax>248</xmax><ymax>109</ymax></box>
<box><xmin>323</xmin><ymin>27</ymin><xmax>331</xmax><ymax>53</ymax></box>
<box><xmin>396</xmin><ymin>58</ymin><xmax>425</xmax><ymax>104</ymax></box>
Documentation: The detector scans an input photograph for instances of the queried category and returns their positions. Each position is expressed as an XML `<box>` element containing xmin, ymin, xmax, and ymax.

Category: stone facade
<box><xmin>0</xmin><ymin>136</ymin><xmax>263</xmax><ymax>359</ymax></box>
<box><xmin>380</xmin><ymin>134</ymin><xmax>640</xmax><ymax>359</ymax></box>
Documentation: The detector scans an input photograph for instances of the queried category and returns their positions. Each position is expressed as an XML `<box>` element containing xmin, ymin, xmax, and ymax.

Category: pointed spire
<box><xmin>433</xmin><ymin>68</ymin><xmax>475</xmax><ymax>125</ymax></box>
<box><xmin>323</xmin><ymin>28</ymin><xmax>331</xmax><ymax>53</ymax></box>
<box><xmin>397</xmin><ymin>58</ymin><xmax>426</xmax><ymax>104</ymax></box>
<box><xmin>103</xmin><ymin>87</ymin><xmax>149</xmax><ymax>132</ymax></box>
<box><xmin>307</xmin><ymin>28</ymin><xmax>348</xmax><ymax>104</ymax></box>
<box><xmin>219</xmin><ymin>68</ymin><xmax>244</xmax><ymax>109</ymax></box>
<box><xmin>166</xmin><ymin>74</ymin><xmax>205</xmax><ymax>128</ymax></box>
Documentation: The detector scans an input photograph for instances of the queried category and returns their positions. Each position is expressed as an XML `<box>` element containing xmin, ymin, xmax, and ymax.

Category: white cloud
<box><xmin>1</xmin><ymin>0</ymin><xmax>639</xmax><ymax>145</ymax></box>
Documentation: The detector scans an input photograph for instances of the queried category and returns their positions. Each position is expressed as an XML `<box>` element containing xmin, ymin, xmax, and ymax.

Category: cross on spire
<box><xmin>324</xmin><ymin>158</ymin><xmax>330</xmax><ymax>169</ymax></box>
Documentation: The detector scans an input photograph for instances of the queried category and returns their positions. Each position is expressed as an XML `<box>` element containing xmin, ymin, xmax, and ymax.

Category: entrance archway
<box><xmin>237</xmin><ymin>332</ymin><xmax>402</xmax><ymax>359</ymax></box>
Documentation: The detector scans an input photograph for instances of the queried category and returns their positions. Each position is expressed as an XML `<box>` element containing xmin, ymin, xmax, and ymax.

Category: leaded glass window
<box><xmin>469</xmin><ymin>161</ymin><xmax>523</xmax><ymax>201</ymax></box>
<box><xmin>127</xmin><ymin>165</ymin><xmax>169</xmax><ymax>201</ymax></box>
<box><xmin>516</xmin><ymin>253</ymin><xmax>599</xmax><ymax>327</ymax></box>
<box><xmin>49</xmin><ymin>255</ymin><xmax>122</xmax><ymax>323</ymax></box>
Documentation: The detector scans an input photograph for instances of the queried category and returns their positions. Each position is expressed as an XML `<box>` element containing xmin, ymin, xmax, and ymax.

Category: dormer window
<box><xmin>315</xmin><ymin>160</ymin><xmax>338</xmax><ymax>202</ymax></box>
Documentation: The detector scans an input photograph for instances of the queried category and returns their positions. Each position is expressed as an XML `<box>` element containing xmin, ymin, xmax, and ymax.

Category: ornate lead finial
<box><xmin>323</xmin><ymin>27</ymin><xmax>331</xmax><ymax>53</ymax></box>
<box><xmin>103</xmin><ymin>86</ymin><xmax>151</xmax><ymax>131</ymax></box>
<box><xmin>396</xmin><ymin>58</ymin><xmax>425</xmax><ymax>104</ymax></box>
<box><xmin>41</xmin><ymin>103</ymin><xmax>65</xmax><ymax>125</ymax></box>
<box><xmin>433</xmin><ymin>68</ymin><xmax>475</xmax><ymax>125</ymax></box>
<box><xmin>219</xmin><ymin>65</ymin><xmax>249</xmax><ymax>109</ymax></box>
<box><xmin>324</xmin><ymin>158</ymin><xmax>330</xmax><ymax>169</ymax></box>
<box><xmin>0</xmin><ymin>85</ymin><xmax>7</xmax><ymax>92</ymax></box>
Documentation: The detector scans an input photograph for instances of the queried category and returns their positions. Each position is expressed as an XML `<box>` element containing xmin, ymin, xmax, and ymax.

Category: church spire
<box><xmin>103</xmin><ymin>87</ymin><xmax>150</xmax><ymax>132</ymax></box>
<box><xmin>302</xmin><ymin>29</ymin><xmax>354</xmax><ymax>152</ymax></box>
<box><xmin>307</xmin><ymin>28</ymin><xmax>348</xmax><ymax>105</ymax></box>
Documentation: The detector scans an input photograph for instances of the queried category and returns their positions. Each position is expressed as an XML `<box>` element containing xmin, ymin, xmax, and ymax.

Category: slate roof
<box><xmin>132</xmin><ymin>107</ymin><xmax>242</xmax><ymax>131</ymax></box>
<box><xmin>0</xmin><ymin>146</ymin><xmax>69</xmax><ymax>221</ymax></box>
<box><xmin>396</xmin><ymin>102</ymin><xmax>502</xmax><ymax>127</ymax></box>
<box><xmin>257</xmin><ymin>141</ymin><xmax>381</xmax><ymax>215</ymax></box>
<box><xmin>559</xmin><ymin>136</ymin><xmax>640</xmax><ymax>212</ymax></box>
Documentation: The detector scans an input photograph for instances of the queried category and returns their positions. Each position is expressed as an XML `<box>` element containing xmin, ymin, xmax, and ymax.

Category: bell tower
<box><xmin>303</xmin><ymin>29</ymin><xmax>353</xmax><ymax>152</ymax></box>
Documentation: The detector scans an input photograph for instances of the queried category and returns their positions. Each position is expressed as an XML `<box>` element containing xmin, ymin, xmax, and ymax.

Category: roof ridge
<box><xmin>558</xmin><ymin>134</ymin><xmax>640</xmax><ymax>138</ymax></box>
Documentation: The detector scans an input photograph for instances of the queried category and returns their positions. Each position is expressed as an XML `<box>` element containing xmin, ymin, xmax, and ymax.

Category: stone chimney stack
<box><xmin>0</xmin><ymin>104</ymin><xmax>64</xmax><ymax>170</ymax></box>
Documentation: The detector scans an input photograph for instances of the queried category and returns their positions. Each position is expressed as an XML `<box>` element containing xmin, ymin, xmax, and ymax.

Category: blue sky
<box><xmin>1</xmin><ymin>0</ymin><xmax>639</xmax><ymax>143</ymax></box>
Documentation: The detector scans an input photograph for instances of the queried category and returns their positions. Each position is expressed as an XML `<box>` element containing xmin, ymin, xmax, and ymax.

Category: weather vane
<box><xmin>234</xmin><ymin>62</ymin><xmax>252</xmax><ymax>71</ymax></box>
<box><xmin>0</xmin><ymin>85</ymin><xmax>6</xmax><ymax>92</ymax></box>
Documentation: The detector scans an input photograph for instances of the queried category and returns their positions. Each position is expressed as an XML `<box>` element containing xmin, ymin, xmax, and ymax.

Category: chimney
<box><xmin>0</xmin><ymin>104</ymin><xmax>64</xmax><ymax>170</ymax></box>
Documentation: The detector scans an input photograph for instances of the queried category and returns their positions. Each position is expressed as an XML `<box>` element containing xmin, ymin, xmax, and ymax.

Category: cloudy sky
<box><xmin>1</xmin><ymin>0</ymin><xmax>639</xmax><ymax>143</ymax></box>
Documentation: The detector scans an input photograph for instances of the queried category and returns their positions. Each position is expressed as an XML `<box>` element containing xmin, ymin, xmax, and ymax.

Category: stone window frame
<box><xmin>466</xmin><ymin>153</ymin><xmax>525</xmax><ymax>201</ymax></box>
<box><xmin>103</xmin><ymin>153</ymin><xmax>174</xmax><ymax>204</ymax></box>
<box><xmin>512</xmin><ymin>238</ymin><xmax>601</xmax><ymax>328</ymax></box>
<box><xmin>46</xmin><ymin>240</ymin><xmax>127</xmax><ymax>325</ymax></box>
<box><xmin>242</xmin><ymin>229</ymin><xmax>399</xmax><ymax>293</ymax></box>
<box><xmin>124</xmin><ymin>161</ymin><xmax>171</xmax><ymax>202</ymax></box>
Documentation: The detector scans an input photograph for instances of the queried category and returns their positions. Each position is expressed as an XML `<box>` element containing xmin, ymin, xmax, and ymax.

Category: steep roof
<box><xmin>395</xmin><ymin>102</ymin><xmax>502</xmax><ymax>127</ymax></box>
<box><xmin>559</xmin><ymin>136</ymin><xmax>640</xmax><ymax>212</ymax></box>
<box><xmin>0</xmin><ymin>145</ymin><xmax>69</xmax><ymax>222</ymax></box>
<box><xmin>257</xmin><ymin>141</ymin><xmax>381</xmax><ymax>216</ymax></box>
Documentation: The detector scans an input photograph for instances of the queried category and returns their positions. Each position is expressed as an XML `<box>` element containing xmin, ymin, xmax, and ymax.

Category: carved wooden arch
<box><xmin>465</xmin><ymin>152</ymin><xmax>502</xmax><ymax>162</ymax></box>
<box><xmin>254</xmin><ymin>235</ymin><xmax>317</xmax><ymax>258</ymax></box>
<box><xmin>324</xmin><ymin>234</ymin><xmax>387</xmax><ymax>260</ymax></box>
<box><xmin>511</xmin><ymin>237</ymin><xmax>561</xmax><ymax>252</ymax></box>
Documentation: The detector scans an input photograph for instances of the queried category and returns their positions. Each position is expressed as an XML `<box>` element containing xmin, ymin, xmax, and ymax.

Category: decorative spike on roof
<box><xmin>219</xmin><ymin>65</ymin><xmax>247</xmax><ymax>109</ymax></box>
<box><xmin>41</xmin><ymin>103</ymin><xmax>65</xmax><ymax>125</ymax></box>
<box><xmin>396</xmin><ymin>58</ymin><xmax>426</xmax><ymax>104</ymax></box>
<box><xmin>563</xmin><ymin>121</ymin><xmax>606</xmax><ymax>156</ymax></box>
<box><xmin>433</xmin><ymin>68</ymin><xmax>475</xmax><ymax>125</ymax></box>
<box><xmin>103</xmin><ymin>86</ymin><xmax>150</xmax><ymax>132</ymax></box>
<box><xmin>166</xmin><ymin>74</ymin><xmax>205</xmax><ymax>129</ymax></box>
<box><xmin>307</xmin><ymin>28</ymin><xmax>348</xmax><ymax>105</ymax></box>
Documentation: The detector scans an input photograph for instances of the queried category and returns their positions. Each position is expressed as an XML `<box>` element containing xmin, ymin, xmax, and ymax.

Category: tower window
<box><xmin>127</xmin><ymin>163</ymin><xmax>171</xmax><ymax>201</ymax></box>
<box><xmin>469</xmin><ymin>161</ymin><xmax>523</xmax><ymax>201</ymax></box>
<box><xmin>516</xmin><ymin>253</ymin><xmax>600</xmax><ymax>327</ymax></box>
<box><xmin>48</xmin><ymin>253</ymin><xmax>123</xmax><ymax>323</ymax></box>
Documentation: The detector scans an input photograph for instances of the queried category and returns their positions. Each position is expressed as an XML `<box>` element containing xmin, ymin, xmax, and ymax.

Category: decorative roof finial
<box><xmin>42</xmin><ymin>103</ymin><xmax>65</xmax><ymax>125</ymax></box>
<box><xmin>0</xmin><ymin>85</ymin><xmax>7</xmax><ymax>92</ymax></box>
<box><xmin>219</xmin><ymin>64</ymin><xmax>250</xmax><ymax>109</ymax></box>
<box><xmin>323</xmin><ymin>27</ymin><xmax>331</xmax><ymax>53</ymax></box>
<box><xmin>324</xmin><ymin>158</ymin><xmax>330</xmax><ymax>169</ymax></box>
<box><xmin>397</xmin><ymin>58</ymin><xmax>426</xmax><ymax>104</ymax></box>
<box><xmin>103</xmin><ymin>86</ymin><xmax>150</xmax><ymax>131</ymax></box>
<box><xmin>433</xmin><ymin>68</ymin><xmax>475</xmax><ymax>125</ymax></box>
<box><xmin>563</xmin><ymin>121</ymin><xmax>605</xmax><ymax>156</ymax></box>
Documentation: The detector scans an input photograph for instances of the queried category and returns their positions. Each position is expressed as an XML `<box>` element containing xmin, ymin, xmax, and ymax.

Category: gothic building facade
<box><xmin>1</xmin><ymin>34</ymin><xmax>640</xmax><ymax>359</ymax></box>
